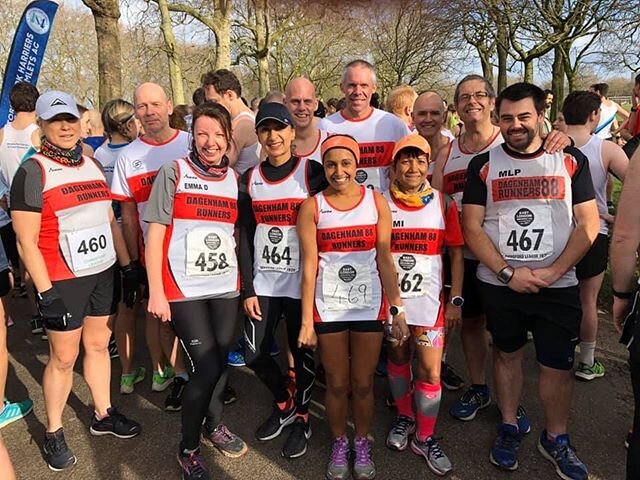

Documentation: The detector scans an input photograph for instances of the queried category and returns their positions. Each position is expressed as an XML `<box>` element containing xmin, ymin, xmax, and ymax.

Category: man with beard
<box><xmin>285</xmin><ymin>77</ymin><xmax>328</xmax><ymax>164</ymax></box>
<box><xmin>462</xmin><ymin>82</ymin><xmax>598</xmax><ymax>479</ymax></box>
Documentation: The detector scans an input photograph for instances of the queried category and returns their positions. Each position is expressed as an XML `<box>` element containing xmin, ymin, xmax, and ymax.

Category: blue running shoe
<box><xmin>0</xmin><ymin>398</ymin><xmax>33</xmax><ymax>429</ymax></box>
<box><xmin>538</xmin><ymin>431</ymin><xmax>588</xmax><ymax>480</ymax></box>
<box><xmin>450</xmin><ymin>385</ymin><xmax>490</xmax><ymax>421</ymax></box>
<box><xmin>516</xmin><ymin>405</ymin><xmax>531</xmax><ymax>434</ymax></box>
<box><xmin>227</xmin><ymin>348</ymin><xmax>246</xmax><ymax>367</ymax></box>
<box><xmin>490</xmin><ymin>423</ymin><xmax>521</xmax><ymax>471</ymax></box>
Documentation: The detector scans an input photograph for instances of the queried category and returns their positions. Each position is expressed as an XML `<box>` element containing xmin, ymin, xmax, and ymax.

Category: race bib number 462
<box><xmin>186</xmin><ymin>228</ymin><xmax>235</xmax><ymax>277</ymax></box>
<box><xmin>499</xmin><ymin>206</ymin><xmax>553</xmax><ymax>261</ymax></box>
<box><xmin>255</xmin><ymin>224</ymin><xmax>299</xmax><ymax>273</ymax></box>
<box><xmin>393</xmin><ymin>253</ymin><xmax>431</xmax><ymax>299</ymax></box>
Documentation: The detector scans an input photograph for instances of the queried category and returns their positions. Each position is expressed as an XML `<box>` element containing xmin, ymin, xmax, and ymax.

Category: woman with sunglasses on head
<box><xmin>10</xmin><ymin>91</ymin><xmax>140</xmax><ymax>471</ymax></box>
<box><xmin>144</xmin><ymin>101</ymin><xmax>248</xmax><ymax>480</ymax></box>
<box><xmin>297</xmin><ymin>134</ymin><xmax>410</xmax><ymax>480</ymax></box>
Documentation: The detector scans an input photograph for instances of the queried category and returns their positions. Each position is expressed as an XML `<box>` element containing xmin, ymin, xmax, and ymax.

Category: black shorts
<box><xmin>48</xmin><ymin>266</ymin><xmax>117</xmax><ymax>331</ymax></box>
<box><xmin>576</xmin><ymin>233</ymin><xmax>608</xmax><ymax>279</ymax></box>
<box><xmin>462</xmin><ymin>258</ymin><xmax>484</xmax><ymax>318</ymax></box>
<box><xmin>113</xmin><ymin>266</ymin><xmax>122</xmax><ymax>307</ymax></box>
<box><xmin>0</xmin><ymin>269</ymin><xmax>10</xmax><ymax>297</ymax></box>
<box><xmin>0</xmin><ymin>223</ymin><xmax>19</xmax><ymax>272</ymax></box>
<box><xmin>315</xmin><ymin>320</ymin><xmax>384</xmax><ymax>335</ymax></box>
<box><xmin>480</xmin><ymin>282</ymin><xmax>581</xmax><ymax>370</ymax></box>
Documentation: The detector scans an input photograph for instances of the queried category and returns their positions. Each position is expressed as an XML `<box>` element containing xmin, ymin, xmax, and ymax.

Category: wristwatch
<box><xmin>389</xmin><ymin>305</ymin><xmax>405</xmax><ymax>316</ymax></box>
<box><xmin>496</xmin><ymin>266</ymin><xmax>515</xmax><ymax>284</ymax></box>
<box><xmin>450</xmin><ymin>296</ymin><xmax>464</xmax><ymax>307</ymax></box>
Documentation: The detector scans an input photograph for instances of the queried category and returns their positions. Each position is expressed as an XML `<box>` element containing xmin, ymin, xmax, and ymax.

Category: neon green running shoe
<box><xmin>120</xmin><ymin>367</ymin><xmax>146</xmax><ymax>394</ymax></box>
<box><xmin>152</xmin><ymin>366</ymin><xmax>174</xmax><ymax>392</ymax></box>
<box><xmin>575</xmin><ymin>359</ymin><xmax>605</xmax><ymax>381</ymax></box>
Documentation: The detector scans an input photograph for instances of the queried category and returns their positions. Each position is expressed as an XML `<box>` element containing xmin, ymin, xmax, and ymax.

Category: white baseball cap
<box><xmin>36</xmin><ymin>91</ymin><xmax>81</xmax><ymax>120</ymax></box>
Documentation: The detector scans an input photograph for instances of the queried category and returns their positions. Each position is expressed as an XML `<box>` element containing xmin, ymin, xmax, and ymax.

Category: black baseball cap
<box><xmin>255</xmin><ymin>102</ymin><xmax>294</xmax><ymax>129</ymax></box>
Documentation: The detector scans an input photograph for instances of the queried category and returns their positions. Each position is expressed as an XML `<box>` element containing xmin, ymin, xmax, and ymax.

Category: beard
<box><xmin>506</xmin><ymin>127</ymin><xmax>536</xmax><ymax>150</ymax></box>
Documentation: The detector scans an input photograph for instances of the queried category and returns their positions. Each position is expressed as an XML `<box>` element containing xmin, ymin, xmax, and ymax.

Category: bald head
<box><xmin>285</xmin><ymin>77</ymin><xmax>318</xmax><ymax>129</ymax></box>
<box><xmin>412</xmin><ymin>91</ymin><xmax>446</xmax><ymax>140</ymax></box>
<box><xmin>133</xmin><ymin>82</ymin><xmax>173</xmax><ymax>139</ymax></box>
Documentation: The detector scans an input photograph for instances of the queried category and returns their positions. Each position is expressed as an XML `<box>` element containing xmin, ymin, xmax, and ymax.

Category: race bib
<box><xmin>255</xmin><ymin>224</ymin><xmax>299</xmax><ymax>273</ymax></box>
<box><xmin>354</xmin><ymin>167</ymin><xmax>389</xmax><ymax>192</ymax></box>
<box><xmin>393</xmin><ymin>253</ymin><xmax>431</xmax><ymax>299</ymax></box>
<box><xmin>499</xmin><ymin>205</ymin><xmax>553</xmax><ymax>261</ymax></box>
<box><xmin>322</xmin><ymin>262</ymin><xmax>372</xmax><ymax>311</ymax></box>
<box><xmin>186</xmin><ymin>227</ymin><xmax>235</xmax><ymax>277</ymax></box>
<box><xmin>66</xmin><ymin>223</ymin><xmax>115</xmax><ymax>272</ymax></box>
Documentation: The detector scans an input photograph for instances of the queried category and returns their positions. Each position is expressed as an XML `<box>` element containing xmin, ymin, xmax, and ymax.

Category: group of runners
<box><xmin>0</xmin><ymin>59</ymin><xmax>638</xmax><ymax>480</ymax></box>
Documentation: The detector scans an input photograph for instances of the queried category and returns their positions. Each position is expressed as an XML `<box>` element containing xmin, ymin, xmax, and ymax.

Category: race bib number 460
<box><xmin>499</xmin><ymin>206</ymin><xmax>553</xmax><ymax>261</ymax></box>
<box><xmin>393</xmin><ymin>253</ymin><xmax>431</xmax><ymax>299</ymax></box>
<box><xmin>186</xmin><ymin>228</ymin><xmax>235</xmax><ymax>277</ymax></box>
<box><xmin>256</xmin><ymin>224</ymin><xmax>299</xmax><ymax>273</ymax></box>
<box><xmin>322</xmin><ymin>263</ymin><xmax>372</xmax><ymax>310</ymax></box>
<box><xmin>66</xmin><ymin>223</ymin><xmax>115</xmax><ymax>272</ymax></box>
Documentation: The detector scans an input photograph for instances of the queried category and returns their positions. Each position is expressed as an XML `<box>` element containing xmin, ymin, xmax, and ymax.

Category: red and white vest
<box><xmin>34</xmin><ymin>154</ymin><xmax>115</xmax><ymax>281</ymax></box>
<box><xmin>314</xmin><ymin>187</ymin><xmax>385</xmax><ymax>323</ymax></box>
<box><xmin>163</xmin><ymin>158</ymin><xmax>239</xmax><ymax>301</ymax></box>
<box><xmin>248</xmin><ymin>158</ymin><xmax>310</xmax><ymax>299</ymax></box>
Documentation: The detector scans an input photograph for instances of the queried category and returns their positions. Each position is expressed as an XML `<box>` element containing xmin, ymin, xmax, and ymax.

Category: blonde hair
<box><xmin>386</xmin><ymin>85</ymin><xmax>417</xmax><ymax>115</ymax></box>
<box><xmin>101</xmin><ymin>99</ymin><xmax>135</xmax><ymax>139</ymax></box>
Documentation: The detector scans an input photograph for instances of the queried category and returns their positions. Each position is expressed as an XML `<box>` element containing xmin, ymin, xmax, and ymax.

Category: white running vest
<box><xmin>577</xmin><ymin>135</ymin><xmax>608</xmax><ymax>234</ymax></box>
<box><xmin>233</xmin><ymin>111</ymin><xmax>261</xmax><ymax>175</ymax></box>
<box><xmin>295</xmin><ymin>130</ymin><xmax>329</xmax><ymax>164</ymax></box>
<box><xmin>314</xmin><ymin>187</ymin><xmax>385</xmax><ymax>323</ymax></box>
<box><xmin>33</xmin><ymin>154</ymin><xmax>115</xmax><ymax>281</ymax></box>
<box><xmin>0</xmin><ymin>122</ymin><xmax>38</xmax><ymax>187</ymax></box>
<box><xmin>164</xmin><ymin>158</ymin><xmax>239</xmax><ymax>301</ymax></box>
<box><xmin>385</xmin><ymin>191</ymin><xmax>446</xmax><ymax>327</ymax></box>
<box><xmin>248</xmin><ymin>158</ymin><xmax>310</xmax><ymax>298</ymax></box>
<box><xmin>477</xmin><ymin>146</ymin><xmax>577</xmax><ymax>287</ymax></box>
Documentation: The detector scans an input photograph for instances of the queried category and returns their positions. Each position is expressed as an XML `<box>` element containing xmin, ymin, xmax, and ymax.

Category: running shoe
<box><xmin>202</xmin><ymin>423</ymin><xmax>248</xmax><ymax>458</ymax></box>
<box><xmin>353</xmin><ymin>436</ymin><xmax>376</xmax><ymax>479</ymax></box>
<box><xmin>108</xmin><ymin>337</ymin><xmax>119</xmax><ymax>359</ymax></box>
<box><xmin>89</xmin><ymin>407</ymin><xmax>141</xmax><ymax>439</ymax></box>
<box><xmin>0</xmin><ymin>398</ymin><xmax>33</xmax><ymax>429</ymax></box>
<box><xmin>120</xmin><ymin>367</ymin><xmax>146</xmax><ymax>395</ymax></box>
<box><xmin>165</xmin><ymin>377</ymin><xmax>187</xmax><ymax>412</ymax></box>
<box><xmin>223</xmin><ymin>384</ymin><xmax>237</xmax><ymax>405</ymax></box>
<box><xmin>411</xmin><ymin>435</ymin><xmax>453</xmax><ymax>476</ymax></box>
<box><xmin>516</xmin><ymin>405</ymin><xmax>531</xmax><ymax>434</ymax></box>
<box><xmin>43</xmin><ymin>427</ymin><xmax>77</xmax><ymax>471</ymax></box>
<box><xmin>152</xmin><ymin>367</ymin><xmax>174</xmax><ymax>392</ymax></box>
<box><xmin>177</xmin><ymin>448</ymin><xmax>210</xmax><ymax>480</ymax></box>
<box><xmin>282</xmin><ymin>417</ymin><xmax>312</xmax><ymax>458</ymax></box>
<box><xmin>326</xmin><ymin>435</ymin><xmax>350</xmax><ymax>480</ymax></box>
<box><xmin>386</xmin><ymin>415</ymin><xmax>415</xmax><ymax>451</ymax></box>
<box><xmin>440</xmin><ymin>362</ymin><xmax>464</xmax><ymax>391</ymax></box>
<box><xmin>490</xmin><ymin>423</ymin><xmax>521</xmax><ymax>471</ymax></box>
<box><xmin>227</xmin><ymin>347</ymin><xmax>246</xmax><ymax>367</ymax></box>
<box><xmin>537</xmin><ymin>430</ymin><xmax>588</xmax><ymax>480</ymax></box>
<box><xmin>31</xmin><ymin>314</ymin><xmax>43</xmax><ymax>334</ymax></box>
<box><xmin>574</xmin><ymin>359</ymin><xmax>605</xmax><ymax>381</ymax></box>
<box><xmin>256</xmin><ymin>403</ymin><xmax>296</xmax><ymax>441</ymax></box>
<box><xmin>449</xmin><ymin>384</ymin><xmax>490</xmax><ymax>421</ymax></box>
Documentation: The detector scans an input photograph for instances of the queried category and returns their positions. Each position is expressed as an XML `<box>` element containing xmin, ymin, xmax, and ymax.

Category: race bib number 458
<box><xmin>499</xmin><ymin>206</ymin><xmax>553</xmax><ymax>261</ymax></box>
<box><xmin>186</xmin><ymin>228</ymin><xmax>235</xmax><ymax>277</ymax></box>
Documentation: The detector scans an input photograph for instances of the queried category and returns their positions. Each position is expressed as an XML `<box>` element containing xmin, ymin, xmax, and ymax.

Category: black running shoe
<box><xmin>282</xmin><ymin>417</ymin><xmax>312</xmax><ymax>458</ymax></box>
<box><xmin>441</xmin><ymin>362</ymin><xmax>464</xmax><ymax>391</ymax></box>
<box><xmin>89</xmin><ymin>407</ymin><xmax>141</xmax><ymax>439</ymax></box>
<box><xmin>177</xmin><ymin>448</ymin><xmax>210</xmax><ymax>480</ymax></box>
<box><xmin>165</xmin><ymin>377</ymin><xmax>187</xmax><ymax>412</ymax></box>
<box><xmin>43</xmin><ymin>428</ymin><xmax>77</xmax><ymax>471</ymax></box>
<box><xmin>256</xmin><ymin>403</ymin><xmax>296</xmax><ymax>441</ymax></box>
<box><xmin>223</xmin><ymin>384</ymin><xmax>237</xmax><ymax>406</ymax></box>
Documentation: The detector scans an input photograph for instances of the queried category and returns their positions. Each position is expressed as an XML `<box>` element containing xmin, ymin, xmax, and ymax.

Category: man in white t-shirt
<box><xmin>201</xmin><ymin>69</ymin><xmax>260</xmax><ymax>174</ymax></box>
<box><xmin>319</xmin><ymin>60</ymin><xmax>410</xmax><ymax>191</ymax></box>
<box><xmin>111</xmin><ymin>82</ymin><xmax>190</xmax><ymax>406</ymax></box>
<box><xmin>285</xmin><ymin>77</ymin><xmax>328</xmax><ymax>163</ymax></box>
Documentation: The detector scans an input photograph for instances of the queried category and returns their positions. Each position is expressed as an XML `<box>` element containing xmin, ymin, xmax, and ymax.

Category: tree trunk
<box><xmin>213</xmin><ymin>15</ymin><xmax>232</xmax><ymax>70</ymax></box>
<box><xmin>254</xmin><ymin>0</ymin><xmax>270</xmax><ymax>96</ymax></box>
<box><xmin>496</xmin><ymin>20</ymin><xmax>508</xmax><ymax>92</ymax></box>
<box><xmin>550</xmin><ymin>46</ymin><xmax>564</xmax><ymax>122</ymax></box>
<box><xmin>157</xmin><ymin>0</ymin><xmax>185</xmax><ymax>104</ymax></box>
<box><xmin>92</xmin><ymin>12</ymin><xmax>121</xmax><ymax>108</ymax></box>
<box><xmin>523</xmin><ymin>60</ymin><xmax>534</xmax><ymax>83</ymax></box>
<box><xmin>478</xmin><ymin>50</ymin><xmax>494</xmax><ymax>88</ymax></box>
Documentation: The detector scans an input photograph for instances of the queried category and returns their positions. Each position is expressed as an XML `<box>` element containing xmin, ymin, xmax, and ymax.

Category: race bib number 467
<box><xmin>499</xmin><ymin>206</ymin><xmax>553</xmax><ymax>261</ymax></box>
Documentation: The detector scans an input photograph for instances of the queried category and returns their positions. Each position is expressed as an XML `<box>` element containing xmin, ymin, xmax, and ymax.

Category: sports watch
<box><xmin>496</xmin><ymin>266</ymin><xmax>515</xmax><ymax>284</ymax></box>
<box><xmin>389</xmin><ymin>305</ymin><xmax>405</xmax><ymax>316</ymax></box>
<box><xmin>450</xmin><ymin>296</ymin><xmax>465</xmax><ymax>307</ymax></box>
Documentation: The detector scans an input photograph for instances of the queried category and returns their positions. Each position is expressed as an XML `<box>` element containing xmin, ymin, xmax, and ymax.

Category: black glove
<box><xmin>37</xmin><ymin>288</ymin><xmax>72</xmax><ymax>331</ymax></box>
<box><xmin>121</xmin><ymin>262</ymin><xmax>139</xmax><ymax>308</ymax></box>
<box><xmin>133</xmin><ymin>259</ymin><xmax>147</xmax><ymax>286</ymax></box>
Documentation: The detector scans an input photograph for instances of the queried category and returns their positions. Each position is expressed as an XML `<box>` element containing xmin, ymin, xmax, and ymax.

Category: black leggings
<box><xmin>171</xmin><ymin>296</ymin><xmax>239</xmax><ymax>451</ymax></box>
<box><xmin>628</xmin><ymin>321</ymin><xmax>640</xmax><ymax>479</ymax></box>
<box><xmin>244</xmin><ymin>296</ymin><xmax>315</xmax><ymax>414</ymax></box>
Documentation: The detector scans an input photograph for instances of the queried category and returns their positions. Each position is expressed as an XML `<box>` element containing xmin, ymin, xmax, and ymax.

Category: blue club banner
<box><xmin>0</xmin><ymin>0</ymin><xmax>59</xmax><ymax>128</ymax></box>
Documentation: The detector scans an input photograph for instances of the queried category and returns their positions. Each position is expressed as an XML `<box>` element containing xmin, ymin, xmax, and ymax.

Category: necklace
<box><xmin>461</xmin><ymin>126</ymin><xmax>497</xmax><ymax>154</ymax></box>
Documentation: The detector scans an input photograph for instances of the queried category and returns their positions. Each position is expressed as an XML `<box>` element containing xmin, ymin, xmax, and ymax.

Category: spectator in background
<box><xmin>541</xmin><ymin>89</ymin><xmax>553</xmax><ymax>135</ymax></box>
<box><xmin>370</xmin><ymin>92</ymin><xmax>380</xmax><ymax>109</ymax></box>
<box><xmin>590</xmin><ymin>82</ymin><xmax>629</xmax><ymax>141</ymax></box>
<box><xmin>386</xmin><ymin>85</ymin><xmax>418</xmax><ymax>130</ymax></box>
<box><xmin>326</xmin><ymin>98</ymin><xmax>339</xmax><ymax>115</ymax></box>
<box><xmin>250</xmin><ymin>97</ymin><xmax>260</xmax><ymax>113</ymax></box>
<box><xmin>169</xmin><ymin>104</ymin><xmax>190</xmax><ymax>132</ymax></box>
<box><xmin>446</xmin><ymin>103</ymin><xmax>461</xmax><ymax>137</ymax></box>
<box><xmin>81</xmin><ymin>109</ymin><xmax>106</xmax><ymax>151</ymax></box>
<box><xmin>262</xmin><ymin>90</ymin><xmax>286</xmax><ymax>105</ymax></box>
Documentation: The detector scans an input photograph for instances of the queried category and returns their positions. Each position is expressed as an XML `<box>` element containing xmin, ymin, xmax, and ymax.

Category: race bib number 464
<box><xmin>256</xmin><ymin>225</ymin><xmax>299</xmax><ymax>273</ymax></box>
<box><xmin>499</xmin><ymin>206</ymin><xmax>553</xmax><ymax>261</ymax></box>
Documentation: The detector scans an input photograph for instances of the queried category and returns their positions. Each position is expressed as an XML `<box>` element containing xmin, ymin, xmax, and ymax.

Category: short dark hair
<box><xmin>562</xmin><ymin>91</ymin><xmax>601</xmax><ymax>125</ymax></box>
<box><xmin>201</xmin><ymin>69</ymin><xmax>242</xmax><ymax>97</ymax></box>
<box><xmin>192</xmin><ymin>87</ymin><xmax>206</xmax><ymax>106</ymax></box>
<box><xmin>9</xmin><ymin>82</ymin><xmax>39</xmax><ymax>112</ymax></box>
<box><xmin>543</xmin><ymin>89</ymin><xmax>553</xmax><ymax>96</ymax></box>
<box><xmin>590</xmin><ymin>82</ymin><xmax>609</xmax><ymax>97</ymax></box>
<box><xmin>496</xmin><ymin>82</ymin><xmax>546</xmax><ymax>115</ymax></box>
<box><xmin>454</xmin><ymin>75</ymin><xmax>496</xmax><ymax>104</ymax></box>
<box><xmin>191</xmin><ymin>101</ymin><xmax>232</xmax><ymax>148</ymax></box>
